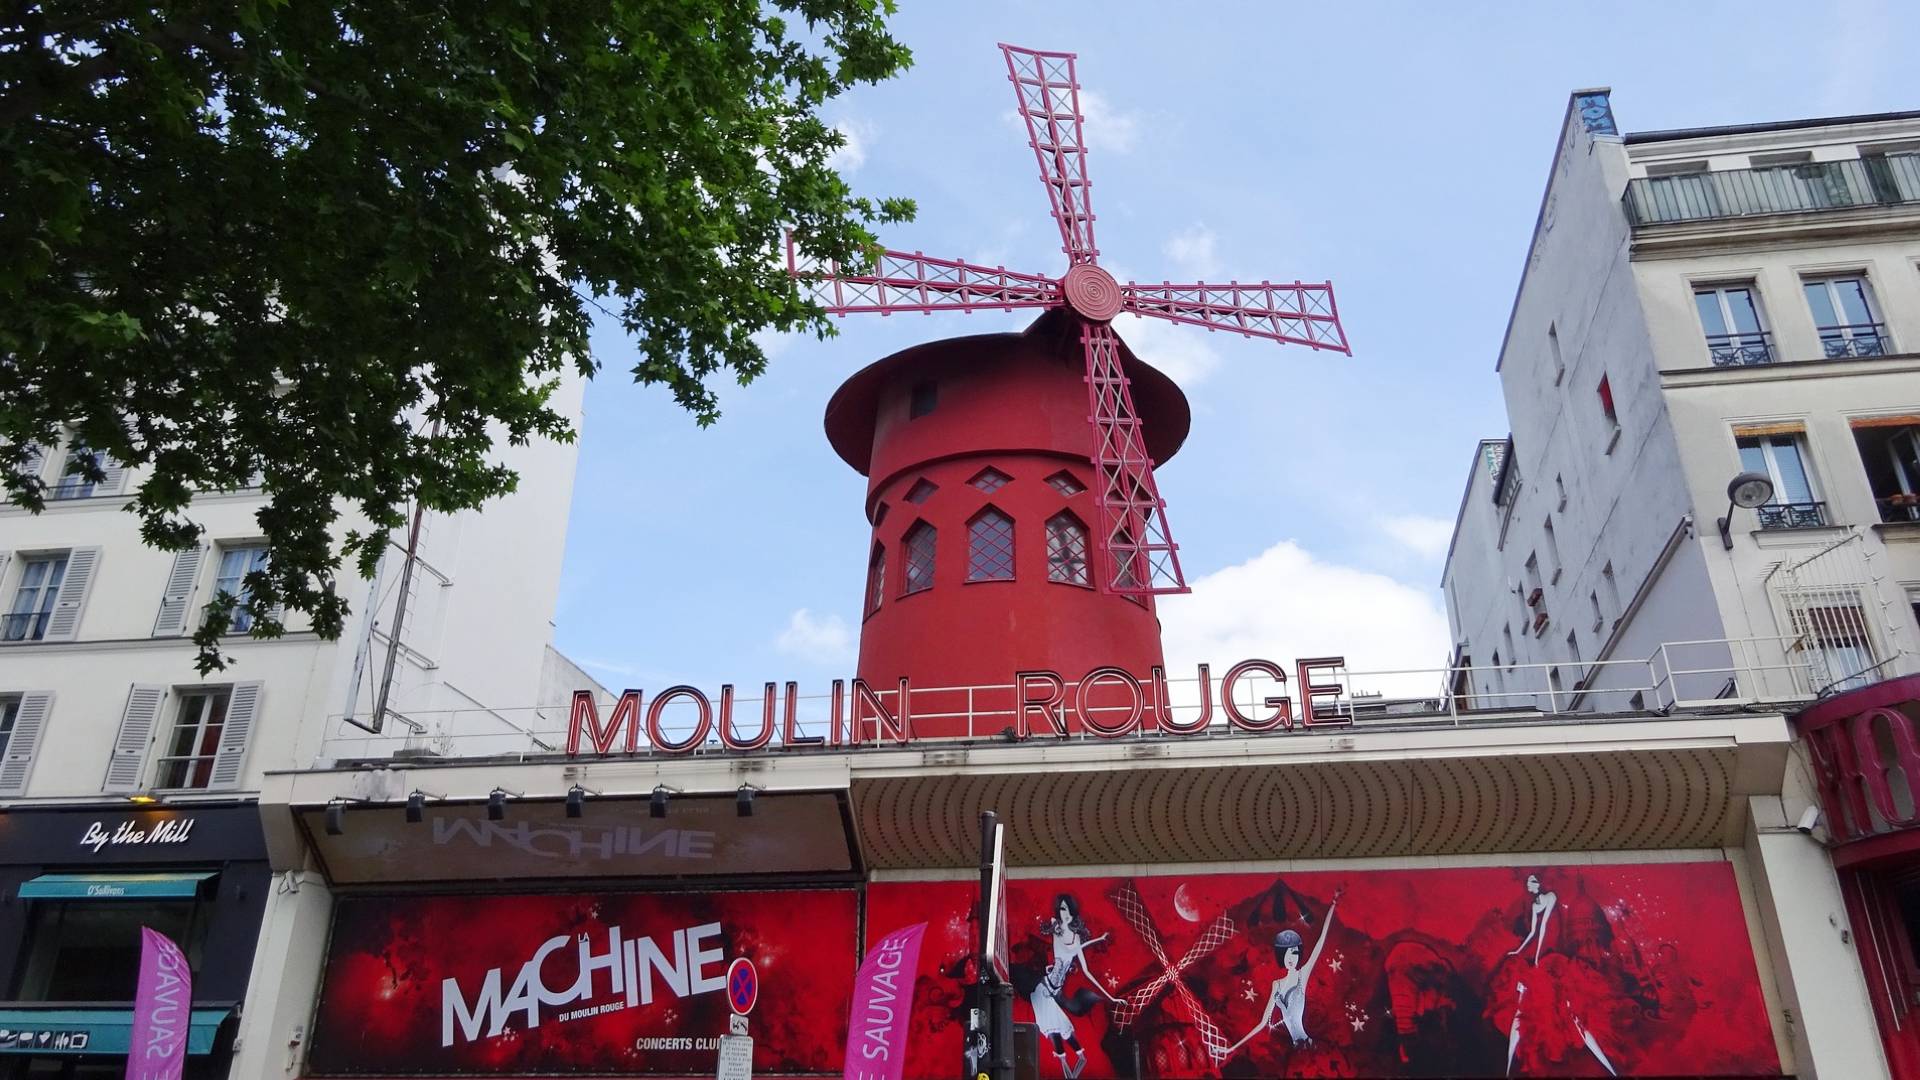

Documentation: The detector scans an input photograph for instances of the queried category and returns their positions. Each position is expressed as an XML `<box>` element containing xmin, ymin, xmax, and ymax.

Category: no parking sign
<box><xmin>725</xmin><ymin>956</ymin><xmax>758</xmax><ymax>1016</ymax></box>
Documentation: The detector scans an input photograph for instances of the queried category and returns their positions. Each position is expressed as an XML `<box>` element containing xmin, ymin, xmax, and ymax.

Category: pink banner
<box><xmin>844</xmin><ymin>922</ymin><xmax>926</xmax><ymax>1080</ymax></box>
<box><xmin>126</xmin><ymin>926</ymin><xmax>191</xmax><ymax>1080</ymax></box>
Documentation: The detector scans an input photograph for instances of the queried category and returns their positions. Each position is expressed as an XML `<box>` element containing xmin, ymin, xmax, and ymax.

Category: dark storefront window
<box><xmin>14</xmin><ymin>898</ymin><xmax>205</xmax><ymax>1001</ymax></box>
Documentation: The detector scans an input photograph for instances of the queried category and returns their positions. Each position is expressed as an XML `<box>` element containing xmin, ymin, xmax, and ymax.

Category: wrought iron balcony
<box><xmin>0</xmin><ymin>611</ymin><xmax>51</xmax><ymax>641</ymax></box>
<box><xmin>1755</xmin><ymin>501</ymin><xmax>1829</xmax><ymax>530</ymax></box>
<box><xmin>1705</xmin><ymin>332</ymin><xmax>1775</xmax><ymax>366</ymax></box>
<box><xmin>1625</xmin><ymin>156</ymin><xmax>1920</xmax><ymax>225</ymax></box>
<box><xmin>1818</xmin><ymin>324</ymin><xmax>1891</xmax><ymax>359</ymax></box>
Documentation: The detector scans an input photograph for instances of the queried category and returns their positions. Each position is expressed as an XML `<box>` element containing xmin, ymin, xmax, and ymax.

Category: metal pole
<box><xmin>371</xmin><ymin>478</ymin><xmax>432</xmax><ymax>734</ymax></box>
<box><xmin>977</xmin><ymin>810</ymin><xmax>1013</xmax><ymax>1080</ymax></box>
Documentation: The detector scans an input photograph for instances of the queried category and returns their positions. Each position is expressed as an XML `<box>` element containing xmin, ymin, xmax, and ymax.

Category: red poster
<box><xmin>869</xmin><ymin>864</ymin><xmax>1779</xmax><ymax>1078</ymax></box>
<box><xmin>308</xmin><ymin>888</ymin><xmax>857</xmax><ymax>1075</ymax></box>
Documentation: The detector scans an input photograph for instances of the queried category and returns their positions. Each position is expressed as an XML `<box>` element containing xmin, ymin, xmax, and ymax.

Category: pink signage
<box><xmin>126</xmin><ymin>926</ymin><xmax>191</xmax><ymax>1080</ymax></box>
<box><xmin>844</xmin><ymin>922</ymin><xmax>926</xmax><ymax>1080</ymax></box>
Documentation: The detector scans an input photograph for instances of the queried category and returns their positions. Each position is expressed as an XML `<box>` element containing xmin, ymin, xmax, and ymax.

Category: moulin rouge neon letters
<box><xmin>566</xmin><ymin>657</ymin><xmax>1349</xmax><ymax>756</ymax></box>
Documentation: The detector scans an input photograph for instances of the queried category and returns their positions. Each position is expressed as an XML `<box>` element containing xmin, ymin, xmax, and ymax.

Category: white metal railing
<box><xmin>310</xmin><ymin>633</ymin><xmax>1910</xmax><ymax>764</ymax></box>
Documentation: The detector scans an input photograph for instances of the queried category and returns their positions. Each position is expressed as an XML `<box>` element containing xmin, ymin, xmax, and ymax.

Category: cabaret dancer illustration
<box><xmin>1215</xmin><ymin>886</ymin><xmax>1343</xmax><ymax>1062</ymax></box>
<box><xmin>1030</xmin><ymin>893</ymin><xmax>1121</xmax><ymax>1078</ymax></box>
<box><xmin>1497</xmin><ymin>872</ymin><xmax>1618</xmax><ymax>1077</ymax></box>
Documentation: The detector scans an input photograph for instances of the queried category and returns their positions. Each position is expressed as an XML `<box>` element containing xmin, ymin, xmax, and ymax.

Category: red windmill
<box><xmin>798</xmin><ymin>44</ymin><xmax>1349</xmax><ymax>725</ymax></box>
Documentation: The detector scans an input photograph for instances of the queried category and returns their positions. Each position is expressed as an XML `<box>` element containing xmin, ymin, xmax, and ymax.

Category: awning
<box><xmin>15</xmin><ymin>872</ymin><xmax>214</xmax><ymax>900</ymax></box>
<box><xmin>0</xmin><ymin>1006</ymin><xmax>231</xmax><ymax>1055</ymax></box>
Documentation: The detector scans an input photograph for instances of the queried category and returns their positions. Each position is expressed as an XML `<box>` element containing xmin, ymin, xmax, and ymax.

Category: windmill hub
<box><xmin>1062</xmin><ymin>263</ymin><xmax>1123</xmax><ymax>321</ymax></box>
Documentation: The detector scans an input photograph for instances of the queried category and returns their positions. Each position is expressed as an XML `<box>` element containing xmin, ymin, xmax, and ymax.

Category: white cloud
<box><xmin>827</xmin><ymin>118</ymin><xmax>873</xmax><ymax>173</ymax></box>
<box><xmin>1158</xmin><ymin>540</ymin><xmax>1451</xmax><ymax>700</ymax></box>
<box><xmin>775</xmin><ymin>608</ymin><xmax>856</xmax><ymax>666</ymax></box>
<box><xmin>1077</xmin><ymin>90</ymin><xmax>1139</xmax><ymax>154</ymax></box>
<box><xmin>1380</xmin><ymin>514</ymin><xmax>1455</xmax><ymax>560</ymax></box>
<box><xmin>1162</xmin><ymin>223</ymin><xmax>1221</xmax><ymax>280</ymax></box>
<box><xmin>1115</xmin><ymin>312</ymin><xmax>1221</xmax><ymax>385</ymax></box>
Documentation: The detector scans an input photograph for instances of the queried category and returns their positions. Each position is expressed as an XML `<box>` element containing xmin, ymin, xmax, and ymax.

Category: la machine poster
<box><xmin>306</xmin><ymin>888</ymin><xmax>858</xmax><ymax>1075</ymax></box>
<box><xmin>871</xmin><ymin>863</ymin><xmax>1781</xmax><ymax>1079</ymax></box>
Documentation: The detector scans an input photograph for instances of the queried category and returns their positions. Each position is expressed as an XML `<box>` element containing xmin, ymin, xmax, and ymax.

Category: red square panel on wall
<box><xmin>868</xmin><ymin>863</ymin><xmax>1779</xmax><ymax>1079</ymax></box>
<box><xmin>307</xmin><ymin>888</ymin><xmax>857</xmax><ymax>1075</ymax></box>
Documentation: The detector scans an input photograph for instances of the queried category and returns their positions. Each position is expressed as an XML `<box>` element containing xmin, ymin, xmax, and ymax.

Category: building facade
<box><xmin>0</xmin><ymin>372</ymin><xmax>584</xmax><ymax>1077</ymax></box>
<box><xmin>222</xmin><ymin>305</ymin><xmax>1890</xmax><ymax>1080</ymax></box>
<box><xmin>1442</xmin><ymin>96</ymin><xmax>1920</xmax><ymax>712</ymax></box>
<box><xmin>1443</xmin><ymin>92</ymin><xmax>1920</xmax><ymax>1078</ymax></box>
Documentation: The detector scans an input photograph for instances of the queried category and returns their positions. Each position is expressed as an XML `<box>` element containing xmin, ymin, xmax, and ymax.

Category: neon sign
<box><xmin>566</xmin><ymin>657</ymin><xmax>1350</xmax><ymax>756</ymax></box>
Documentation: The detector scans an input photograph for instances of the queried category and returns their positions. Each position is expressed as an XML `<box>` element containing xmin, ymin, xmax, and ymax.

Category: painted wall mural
<box><xmin>868</xmin><ymin>864</ymin><xmax>1779</xmax><ymax>1078</ymax></box>
<box><xmin>306</xmin><ymin>889</ymin><xmax>858</xmax><ymax>1075</ymax></box>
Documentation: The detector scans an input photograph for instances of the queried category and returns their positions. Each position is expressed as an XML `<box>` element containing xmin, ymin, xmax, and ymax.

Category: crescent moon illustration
<box><xmin>1173</xmin><ymin>883</ymin><xmax>1201</xmax><ymax>923</ymax></box>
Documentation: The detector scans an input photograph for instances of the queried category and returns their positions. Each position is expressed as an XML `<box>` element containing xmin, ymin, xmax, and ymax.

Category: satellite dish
<box><xmin>1727</xmin><ymin>471</ymin><xmax>1775</xmax><ymax>509</ymax></box>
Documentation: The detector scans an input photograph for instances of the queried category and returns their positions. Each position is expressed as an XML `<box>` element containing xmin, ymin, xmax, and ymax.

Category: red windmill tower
<box><xmin>796</xmin><ymin>44</ymin><xmax>1349</xmax><ymax>731</ymax></box>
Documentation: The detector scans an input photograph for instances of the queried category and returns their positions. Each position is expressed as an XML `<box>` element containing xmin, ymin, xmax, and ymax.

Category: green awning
<box><xmin>0</xmin><ymin>1007</ymin><xmax>230</xmax><ymax>1055</ymax></box>
<box><xmin>16</xmin><ymin>872</ymin><xmax>214</xmax><ymax>900</ymax></box>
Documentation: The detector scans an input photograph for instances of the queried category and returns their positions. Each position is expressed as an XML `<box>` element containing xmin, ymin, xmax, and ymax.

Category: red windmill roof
<box><xmin>823</xmin><ymin>309</ymin><xmax>1191</xmax><ymax>477</ymax></box>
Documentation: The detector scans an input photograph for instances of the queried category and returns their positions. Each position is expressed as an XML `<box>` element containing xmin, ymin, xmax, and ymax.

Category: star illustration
<box><xmin>1241</xmin><ymin>983</ymin><xmax>1259</xmax><ymax>1003</ymax></box>
<box><xmin>1349</xmin><ymin>1014</ymin><xmax>1368</xmax><ymax>1032</ymax></box>
<box><xmin>1328</xmin><ymin>956</ymin><xmax>1344</xmax><ymax>973</ymax></box>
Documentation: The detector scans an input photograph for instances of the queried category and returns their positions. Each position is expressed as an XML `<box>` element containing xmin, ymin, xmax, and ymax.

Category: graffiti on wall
<box><xmin>869</xmin><ymin>864</ymin><xmax>1778</xmax><ymax>1078</ymax></box>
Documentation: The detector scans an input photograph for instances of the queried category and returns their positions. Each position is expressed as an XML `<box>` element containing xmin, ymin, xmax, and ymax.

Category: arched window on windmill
<box><xmin>967</xmin><ymin>508</ymin><xmax>1016</xmax><ymax>582</ymax></box>
<box><xmin>901</xmin><ymin>522</ymin><xmax>937</xmax><ymax>596</ymax></box>
<box><xmin>865</xmin><ymin>542</ymin><xmax>886</xmax><ymax>616</ymax></box>
<box><xmin>1046</xmin><ymin>511</ymin><xmax>1091</xmax><ymax>587</ymax></box>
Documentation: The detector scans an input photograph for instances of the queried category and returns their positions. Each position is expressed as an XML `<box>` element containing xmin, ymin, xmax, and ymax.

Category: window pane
<box><xmin>1770</xmin><ymin>436</ymin><xmax>1815</xmax><ymax>504</ymax></box>
<box><xmin>1693</xmin><ymin>290</ymin><xmax>1728</xmax><ymax>336</ymax></box>
<box><xmin>1046</xmin><ymin>514</ymin><xmax>1089</xmax><ymax>585</ymax></box>
<box><xmin>1833</xmin><ymin>278</ymin><xmax>1873</xmax><ymax>325</ymax></box>
<box><xmin>17</xmin><ymin>899</ymin><xmax>199</xmax><ymax>1000</ymax></box>
<box><xmin>902</xmin><ymin>525</ymin><xmax>936</xmax><ymax>594</ymax></box>
<box><xmin>1726</xmin><ymin>289</ymin><xmax>1763</xmax><ymax>336</ymax></box>
<box><xmin>967</xmin><ymin>511</ymin><xmax>1015</xmax><ymax>581</ymax></box>
<box><xmin>1803</xmin><ymin>280</ymin><xmax>1841</xmax><ymax>328</ymax></box>
<box><xmin>1738</xmin><ymin>439</ymin><xmax>1770</xmax><ymax>479</ymax></box>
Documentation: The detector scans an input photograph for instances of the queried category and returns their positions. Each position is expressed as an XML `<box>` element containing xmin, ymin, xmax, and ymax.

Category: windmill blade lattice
<box><xmin>785</xmin><ymin>42</ymin><xmax>1350</xmax><ymax>597</ymax></box>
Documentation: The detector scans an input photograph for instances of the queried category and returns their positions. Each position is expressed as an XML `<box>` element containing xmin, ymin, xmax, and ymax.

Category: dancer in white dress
<box><xmin>1030</xmin><ymin>894</ymin><xmax>1120</xmax><ymax>1078</ymax></box>
<box><xmin>1216</xmin><ymin>887</ymin><xmax>1343</xmax><ymax>1061</ymax></box>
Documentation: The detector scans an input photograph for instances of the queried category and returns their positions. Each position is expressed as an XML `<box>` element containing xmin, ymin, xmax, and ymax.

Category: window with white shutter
<box><xmin>207</xmin><ymin>681</ymin><xmax>262</xmax><ymax>790</ymax></box>
<box><xmin>103</xmin><ymin>684</ymin><xmax>165</xmax><ymax>793</ymax></box>
<box><xmin>40</xmin><ymin>545</ymin><xmax>99</xmax><ymax>642</ymax></box>
<box><xmin>51</xmin><ymin>444</ymin><xmax>127</xmax><ymax>499</ymax></box>
<box><xmin>152</xmin><ymin>545</ymin><xmax>206</xmax><ymax>637</ymax></box>
<box><xmin>0</xmin><ymin>691</ymin><xmax>52</xmax><ymax>796</ymax></box>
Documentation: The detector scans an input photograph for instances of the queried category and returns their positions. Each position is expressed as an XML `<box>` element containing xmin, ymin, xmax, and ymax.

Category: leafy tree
<box><xmin>1</xmin><ymin>1</ymin><xmax>912</xmax><ymax>670</ymax></box>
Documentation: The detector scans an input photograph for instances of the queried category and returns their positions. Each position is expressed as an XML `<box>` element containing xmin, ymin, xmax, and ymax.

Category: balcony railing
<box><xmin>0</xmin><ymin>611</ymin><xmax>51</xmax><ymax>642</ymax></box>
<box><xmin>1705</xmin><ymin>332</ymin><xmax>1775</xmax><ymax>366</ymax></box>
<box><xmin>1818</xmin><ymin>323</ymin><xmax>1891</xmax><ymax>359</ymax></box>
<box><xmin>1625</xmin><ymin>156</ymin><xmax>1920</xmax><ymax>225</ymax></box>
<box><xmin>1756</xmin><ymin>501</ymin><xmax>1830</xmax><ymax>530</ymax></box>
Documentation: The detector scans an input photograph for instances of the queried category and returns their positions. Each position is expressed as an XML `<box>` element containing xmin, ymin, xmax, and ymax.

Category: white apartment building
<box><xmin>1442</xmin><ymin>91</ymin><xmax>1920</xmax><ymax>1080</ymax></box>
<box><xmin>1444</xmin><ymin>95</ymin><xmax>1920</xmax><ymax>714</ymax></box>
<box><xmin>0</xmin><ymin>374</ymin><xmax>586</xmax><ymax>1078</ymax></box>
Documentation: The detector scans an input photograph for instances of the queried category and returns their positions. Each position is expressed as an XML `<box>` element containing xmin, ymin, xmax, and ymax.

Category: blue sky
<box><xmin>553</xmin><ymin>0</ymin><xmax>1916</xmax><ymax>695</ymax></box>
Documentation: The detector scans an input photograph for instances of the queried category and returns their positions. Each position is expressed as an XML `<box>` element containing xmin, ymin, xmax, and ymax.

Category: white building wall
<box><xmin>0</xmin><ymin>366</ymin><xmax>586</xmax><ymax>798</ymax></box>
